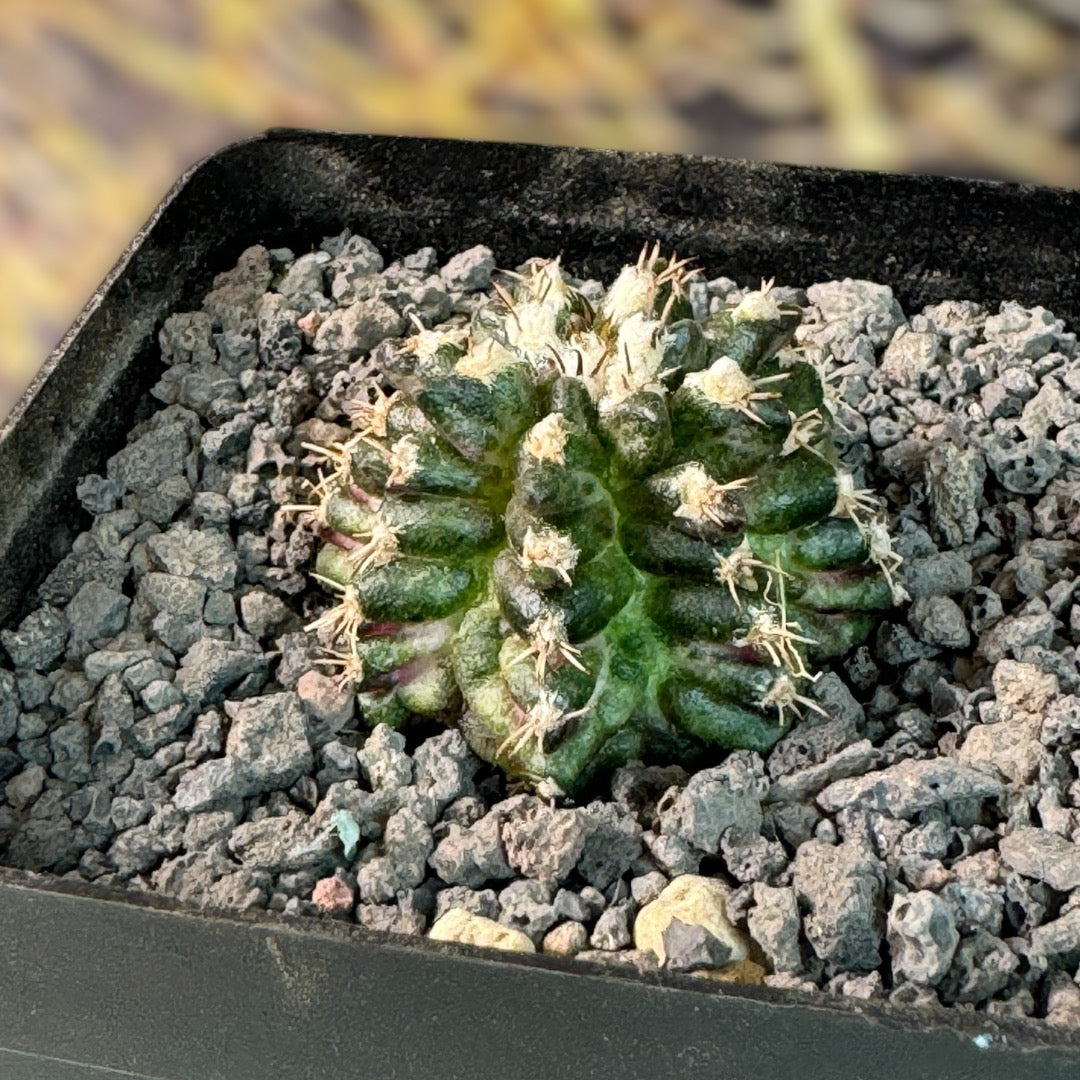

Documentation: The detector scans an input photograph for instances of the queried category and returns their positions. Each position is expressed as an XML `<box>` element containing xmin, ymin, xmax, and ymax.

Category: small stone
<box><xmin>413</xmin><ymin>728</ymin><xmax>480</xmax><ymax>812</ymax></box>
<box><xmin>312</xmin><ymin>874</ymin><xmax>355</xmax><ymax>914</ymax></box>
<box><xmin>817</xmin><ymin>759</ymin><xmax>1002</xmax><ymax>819</ymax></box>
<box><xmin>999</xmin><ymin>828</ymin><xmax>1080</xmax><ymax>892</ymax></box>
<box><xmin>49</xmin><ymin>720</ymin><xmax>91</xmax><ymax>782</ymax></box>
<box><xmin>130</xmin><ymin>703</ymin><xmax>194</xmax><ymax>756</ymax></box>
<box><xmin>316</xmin><ymin>739</ymin><xmax>359</xmax><ymax>786</ymax></box>
<box><xmin>172</xmin><ymin>757</ymin><xmax>247</xmax><ymax>814</ymax></box>
<box><xmin>551</xmin><ymin>888</ymin><xmax>596</xmax><ymax>925</ymax></box>
<box><xmin>984</xmin><ymin>434</ymin><xmax>1062</xmax><ymax>495</ymax></box>
<box><xmin>500</xmin><ymin>797</ymin><xmax>586</xmax><ymax>883</ymax></box>
<box><xmin>590</xmin><ymin>903</ymin><xmax>633</xmax><ymax>952</ymax></box>
<box><xmin>498</xmin><ymin>878</ymin><xmax>558</xmax><ymax>942</ymax></box>
<box><xmin>908</xmin><ymin>596</ymin><xmax>969</xmax><ymax>649</ymax></box>
<box><xmin>939</xmin><ymin>930</ymin><xmax>1019</xmax><ymax>1005</ymax></box>
<box><xmin>140</xmin><ymin>679</ymin><xmax>184</xmax><ymax>714</ymax></box>
<box><xmin>295</xmin><ymin>669</ymin><xmax>355</xmax><ymax>741</ymax></box>
<box><xmin>887</xmin><ymin>891</ymin><xmax>959</xmax><ymax>986</ymax></box>
<box><xmin>634</xmin><ymin>875</ymin><xmax>748</xmax><ymax>968</ymax></box>
<box><xmin>5</xmin><ymin>763</ymin><xmax>46</xmax><ymax>809</ymax></box>
<box><xmin>992</xmin><ymin>659</ymin><xmax>1059</xmax><ymax>714</ymax></box>
<box><xmin>747</xmin><ymin>884</ymin><xmax>802</xmax><ymax>973</ymax></box>
<box><xmin>440</xmin><ymin>246</ymin><xmax>495</xmax><ymax>293</ymax></box>
<box><xmin>228</xmin><ymin>810</ymin><xmax>338</xmax><ymax>875</ymax></box>
<box><xmin>661</xmin><ymin>916</ymin><xmax>735</xmax><ymax>972</ymax></box>
<box><xmin>793</xmin><ymin>840</ymin><xmax>885</xmax><ymax>973</ymax></box>
<box><xmin>106</xmin><ymin>422</ymin><xmax>191</xmax><ymax>495</ymax></box>
<box><xmin>805</xmin><ymin>279</ymin><xmax>905</xmax><ymax>346</ymax></box>
<box><xmin>767</xmin><ymin>741</ymin><xmax>880</xmax><ymax>805</ymax></box>
<box><xmin>314</xmin><ymin>298</ymin><xmax>404</xmax><ymax>358</ymax></box>
<box><xmin>428</xmin><ymin>908</ymin><xmax>535</xmax><ymax>953</ymax></box>
<box><xmin>239</xmin><ymin>589</ymin><xmax>294</xmax><ymax>640</ymax></box>
<box><xmin>355</xmin><ymin>725</ymin><xmax>411</xmax><ymax>791</ymax></box>
<box><xmin>76</xmin><ymin>474</ymin><xmax>125</xmax><ymax>515</ymax></box>
<box><xmin>924</xmin><ymin>444</ymin><xmax>986</xmax><ymax>547</ymax></box>
<box><xmin>642</xmin><ymin>830</ymin><xmax>701</xmax><ymax>876</ymax></box>
<box><xmin>224</xmin><ymin>692</ymin><xmax>313</xmax><ymax>796</ymax></box>
<box><xmin>878</xmin><ymin>326</ymin><xmax>939</xmax><ymax>388</ymax></box>
<box><xmin>174</xmin><ymin>638</ymin><xmax>267</xmax><ymax>708</ymax></box>
<box><xmin>138</xmin><ymin>573</ymin><xmax>206</xmax><ymax>617</ymax></box>
<box><xmin>900</xmin><ymin>552</ymin><xmax>973</xmax><ymax>599</ymax></box>
<box><xmin>356</xmin><ymin>807</ymin><xmax>433</xmax><ymax>903</ymax></box>
<box><xmin>624</xmin><ymin>873</ymin><xmax>665</xmax><ymax>910</ymax></box>
<box><xmin>1029</xmin><ymin>906</ymin><xmax>1080</xmax><ymax>964</ymax></box>
<box><xmin>984</xmin><ymin>301</ymin><xmax>1064</xmax><ymax>360</ymax></box>
<box><xmin>543</xmin><ymin>920</ymin><xmax>589</xmax><ymax>956</ymax></box>
<box><xmin>1</xmin><ymin>607</ymin><xmax>68</xmax><ymax>670</ymax></box>
<box><xmin>434</xmin><ymin>886</ymin><xmax>500</xmax><ymax>922</ymax></box>
<box><xmin>146</xmin><ymin>524</ymin><xmax>238</xmax><ymax>590</ymax></box>
<box><xmin>657</xmin><ymin>752</ymin><xmax>767</xmax><ymax>855</ymax></box>
<box><xmin>958</xmin><ymin>715</ymin><xmax>1044</xmax><ymax>786</ymax></box>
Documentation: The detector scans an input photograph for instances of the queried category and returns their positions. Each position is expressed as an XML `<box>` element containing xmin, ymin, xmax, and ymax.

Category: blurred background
<box><xmin>3</xmin><ymin>0</ymin><xmax>1080</xmax><ymax>420</ymax></box>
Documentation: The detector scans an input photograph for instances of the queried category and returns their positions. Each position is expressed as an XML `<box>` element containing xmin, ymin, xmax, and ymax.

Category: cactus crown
<box><xmin>285</xmin><ymin>245</ymin><xmax>899</xmax><ymax>797</ymax></box>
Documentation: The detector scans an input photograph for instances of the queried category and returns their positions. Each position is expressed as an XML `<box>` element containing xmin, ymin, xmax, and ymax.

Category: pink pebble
<box><xmin>312</xmin><ymin>876</ymin><xmax>355</xmax><ymax>913</ymax></box>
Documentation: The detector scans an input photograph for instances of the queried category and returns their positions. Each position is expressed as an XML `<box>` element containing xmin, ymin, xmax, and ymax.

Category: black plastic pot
<box><xmin>1</xmin><ymin>131</ymin><xmax>1078</xmax><ymax>1079</ymax></box>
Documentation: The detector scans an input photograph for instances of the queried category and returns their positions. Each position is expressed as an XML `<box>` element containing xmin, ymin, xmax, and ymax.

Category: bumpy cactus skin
<box><xmin>290</xmin><ymin>248</ymin><xmax>899</xmax><ymax>797</ymax></box>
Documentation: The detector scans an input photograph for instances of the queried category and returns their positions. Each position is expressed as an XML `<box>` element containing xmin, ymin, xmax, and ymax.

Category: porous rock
<box><xmin>793</xmin><ymin>840</ymin><xmax>884</xmax><ymax>973</ymax></box>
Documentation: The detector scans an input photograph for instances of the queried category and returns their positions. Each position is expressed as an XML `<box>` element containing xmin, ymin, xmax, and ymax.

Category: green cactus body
<box><xmin>289</xmin><ymin>249</ymin><xmax>901</xmax><ymax>796</ymax></box>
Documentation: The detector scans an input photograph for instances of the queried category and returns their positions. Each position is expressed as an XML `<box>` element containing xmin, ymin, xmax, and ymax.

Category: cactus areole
<box><xmin>285</xmin><ymin>247</ymin><xmax>901</xmax><ymax>798</ymax></box>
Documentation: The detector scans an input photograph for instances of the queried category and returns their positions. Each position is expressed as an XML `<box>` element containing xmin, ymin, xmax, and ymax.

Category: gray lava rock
<box><xmin>658</xmin><ymin>752</ymin><xmax>767</xmax><ymax>855</ymax></box>
<box><xmin>66</xmin><ymin>582</ymin><xmax>130</xmax><ymax>647</ymax></box>
<box><xmin>314</xmin><ymin>298</ymin><xmax>405</xmax><ymax>358</ymax></box>
<box><xmin>817</xmin><ymin>759</ymin><xmax>1002</xmax><ymax>820</ymax></box>
<box><xmin>434</xmin><ymin>885</ymin><xmax>501</xmax><ymax>922</ymax></box>
<box><xmin>999</xmin><ymin>828</ymin><xmax>1080</xmax><ymax>892</ymax></box>
<box><xmin>413</xmin><ymin>728</ymin><xmax>480</xmax><ymax>812</ymax></box>
<box><xmin>106</xmin><ymin>422</ymin><xmax>191</xmax><ymax>495</ymax></box>
<box><xmin>660</xmin><ymin>916</ymin><xmax>733</xmax><ymax>972</ymax></box>
<box><xmin>357</xmin><ymin>724</ymin><xmax>412</xmax><ymax>790</ymax></box>
<box><xmin>1</xmin><ymin>606</ymin><xmax>68</xmax><ymax>670</ymax></box>
<box><xmin>223</xmin><ymin>692</ymin><xmax>313</xmax><ymax>797</ymax></box>
<box><xmin>900</xmin><ymin>552</ymin><xmax>973</xmax><ymax>599</ymax></box>
<box><xmin>160</xmin><ymin>311</ymin><xmax>216</xmax><ymax>365</ymax></box>
<box><xmin>174</xmin><ymin>638</ymin><xmax>267</xmax><ymax>708</ymax></box>
<box><xmin>747</xmin><ymin>883</ymin><xmax>802</xmax><ymax>973</ymax></box>
<box><xmin>793</xmin><ymin>840</ymin><xmax>885</xmax><ymax>973</ymax></box>
<box><xmin>923</xmin><ymin>444</ymin><xmax>986</xmax><ymax>547</ymax></box>
<box><xmin>1029</xmin><ymin>907</ymin><xmax>1080</xmax><ymax>965</ymax></box>
<box><xmin>500</xmin><ymin>797</ymin><xmax>586</xmax><ymax>883</ymax></box>
<box><xmin>429</xmin><ymin>809</ymin><xmax>513</xmax><ymax>888</ymax></box>
<box><xmin>806</xmin><ymin>279</ymin><xmax>906</xmax><ymax>346</ymax></box>
<box><xmin>939</xmin><ymin>930</ymin><xmax>1019</xmax><ymax>1005</ymax></box>
<box><xmin>887</xmin><ymin>890</ymin><xmax>959</xmax><ymax>985</ymax></box>
<box><xmin>145</xmin><ymin>524</ymin><xmax>238</xmax><ymax>590</ymax></box>
<box><xmin>908</xmin><ymin>595</ymin><xmax>970</xmax><ymax>649</ymax></box>
<box><xmin>440</xmin><ymin>246</ymin><xmax>495</xmax><ymax>293</ymax></box>
<box><xmin>591</xmin><ymin>902</ymin><xmax>634</xmax><ymax>952</ymax></box>
<box><xmin>49</xmin><ymin>720</ymin><xmax>91</xmax><ymax>782</ymax></box>
<box><xmin>576</xmin><ymin>801</ymin><xmax>644</xmax><ymax>890</ymax></box>
<box><xmin>357</xmin><ymin>807</ymin><xmax>433</xmax><ymax>903</ymax></box>
<box><xmin>498</xmin><ymin>878</ymin><xmax>558</xmax><ymax>943</ymax></box>
<box><xmin>228</xmin><ymin>810</ymin><xmax>338</xmax><ymax>875</ymax></box>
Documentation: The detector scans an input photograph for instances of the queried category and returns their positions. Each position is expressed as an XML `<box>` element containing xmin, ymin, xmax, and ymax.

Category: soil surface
<box><xmin>2</xmin><ymin>235</ymin><xmax>1079</xmax><ymax>1027</ymax></box>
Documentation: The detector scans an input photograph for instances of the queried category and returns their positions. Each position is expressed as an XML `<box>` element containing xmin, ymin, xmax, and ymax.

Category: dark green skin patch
<box><xmin>295</xmin><ymin>264</ymin><xmax>897</xmax><ymax>795</ymax></box>
<box><xmin>742</xmin><ymin>449</ymin><xmax>839</xmax><ymax>534</ymax></box>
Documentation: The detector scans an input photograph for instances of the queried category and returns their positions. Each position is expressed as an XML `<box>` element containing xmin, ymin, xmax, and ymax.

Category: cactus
<box><xmin>284</xmin><ymin>246</ymin><xmax>901</xmax><ymax>797</ymax></box>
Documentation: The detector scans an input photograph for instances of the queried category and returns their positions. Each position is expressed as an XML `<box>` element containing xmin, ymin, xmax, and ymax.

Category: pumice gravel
<box><xmin>2</xmin><ymin>232</ymin><xmax>1080</xmax><ymax>1027</ymax></box>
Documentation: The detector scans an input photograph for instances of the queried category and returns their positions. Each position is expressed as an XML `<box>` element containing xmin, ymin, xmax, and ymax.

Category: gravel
<box><xmin>3</xmin><ymin>235</ymin><xmax>1080</xmax><ymax>1027</ymax></box>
